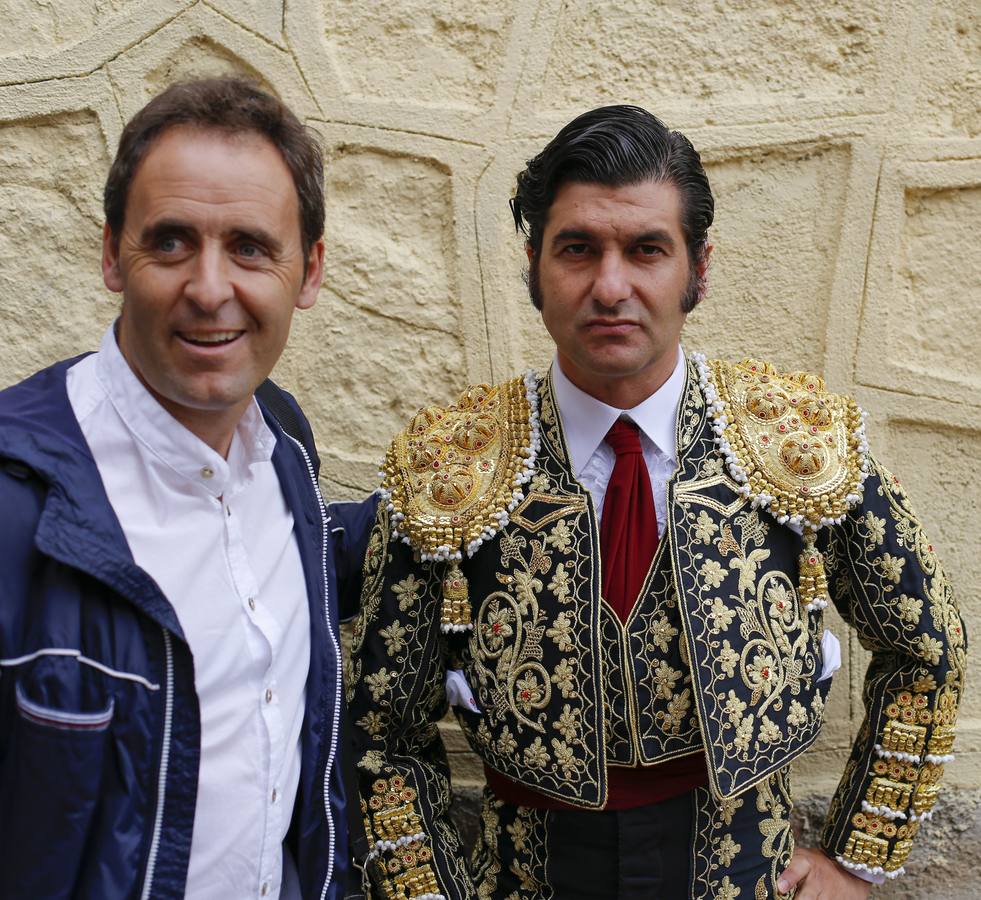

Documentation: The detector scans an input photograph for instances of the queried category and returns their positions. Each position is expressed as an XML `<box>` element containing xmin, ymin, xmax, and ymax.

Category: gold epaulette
<box><xmin>379</xmin><ymin>372</ymin><xmax>540</xmax><ymax>631</ymax></box>
<box><xmin>693</xmin><ymin>354</ymin><xmax>869</xmax><ymax>612</ymax></box>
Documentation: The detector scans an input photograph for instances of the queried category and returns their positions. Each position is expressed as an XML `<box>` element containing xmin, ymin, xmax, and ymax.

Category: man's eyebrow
<box><xmin>139</xmin><ymin>219</ymin><xmax>195</xmax><ymax>244</ymax></box>
<box><xmin>550</xmin><ymin>229</ymin><xmax>595</xmax><ymax>247</ymax></box>
<box><xmin>631</xmin><ymin>229</ymin><xmax>677</xmax><ymax>249</ymax></box>
<box><xmin>229</xmin><ymin>227</ymin><xmax>283</xmax><ymax>255</ymax></box>
<box><xmin>549</xmin><ymin>228</ymin><xmax>678</xmax><ymax>249</ymax></box>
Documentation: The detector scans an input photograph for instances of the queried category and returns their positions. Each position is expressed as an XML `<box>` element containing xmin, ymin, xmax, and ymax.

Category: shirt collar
<box><xmin>550</xmin><ymin>344</ymin><xmax>686</xmax><ymax>477</ymax></box>
<box><xmin>93</xmin><ymin>322</ymin><xmax>276</xmax><ymax>496</ymax></box>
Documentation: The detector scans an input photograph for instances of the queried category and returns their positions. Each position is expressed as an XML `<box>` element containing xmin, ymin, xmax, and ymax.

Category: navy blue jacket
<box><xmin>0</xmin><ymin>357</ymin><xmax>373</xmax><ymax>899</ymax></box>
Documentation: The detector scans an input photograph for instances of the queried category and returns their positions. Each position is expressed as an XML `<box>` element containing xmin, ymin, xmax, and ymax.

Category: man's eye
<box><xmin>158</xmin><ymin>236</ymin><xmax>183</xmax><ymax>253</ymax></box>
<box><xmin>636</xmin><ymin>244</ymin><xmax>663</xmax><ymax>256</ymax></box>
<box><xmin>237</xmin><ymin>242</ymin><xmax>265</xmax><ymax>259</ymax></box>
<box><xmin>562</xmin><ymin>243</ymin><xmax>589</xmax><ymax>256</ymax></box>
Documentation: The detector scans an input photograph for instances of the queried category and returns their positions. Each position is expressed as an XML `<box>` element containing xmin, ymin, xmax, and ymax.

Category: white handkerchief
<box><xmin>818</xmin><ymin>628</ymin><xmax>842</xmax><ymax>682</ymax></box>
<box><xmin>445</xmin><ymin>669</ymin><xmax>481</xmax><ymax>713</ymax></box>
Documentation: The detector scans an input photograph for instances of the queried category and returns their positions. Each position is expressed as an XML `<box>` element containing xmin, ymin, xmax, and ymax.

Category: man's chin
<box><xmin>150</xmin><ymin>376</ymin><xmax>258</xmax><ymax>420</ymax></box>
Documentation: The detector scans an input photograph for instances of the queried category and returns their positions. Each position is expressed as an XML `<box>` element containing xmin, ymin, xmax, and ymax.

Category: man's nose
<box><xmin>591</xmin><ymin>251</ymin><xmax>631</xmax><ymax>307</ymax></box>
<box><xmin>184</xmin><ymin>244</ymin><xmax>233</xmax><ymax>311</ymax></box>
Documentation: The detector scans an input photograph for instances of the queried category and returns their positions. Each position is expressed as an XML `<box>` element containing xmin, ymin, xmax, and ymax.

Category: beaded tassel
<box><xmin>799</xmin><ymin>531</ymin><xmax>830</xmax><ymax>612</ymax></box>
<box><xmin>441</xmin><ymin>561</ymin><xmax>472</xmax><ymax>632</ymax></box>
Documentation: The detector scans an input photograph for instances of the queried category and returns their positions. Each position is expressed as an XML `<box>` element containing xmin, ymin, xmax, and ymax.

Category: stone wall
<box><xmin>1</xmin><ymin>1</ymin><xmax>978</xmax><ymax>893</ymax></box>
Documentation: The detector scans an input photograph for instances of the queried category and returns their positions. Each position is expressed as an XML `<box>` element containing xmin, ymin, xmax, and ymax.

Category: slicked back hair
<box><xmin>511</xmin><ymin>105</ymin><xmax>714</xmax><ymax>312</ymax></box>
<box><xmin>104</xmin><ymin>77</ymin><xmax>324</xmax><ymax>262</ymax></box>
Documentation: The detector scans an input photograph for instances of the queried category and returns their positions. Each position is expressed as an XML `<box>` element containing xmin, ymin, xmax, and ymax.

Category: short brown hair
<box><xmin>104</xmin><ymin>78</ymin><xmax>324</xmax><ymax>258</ymax></box>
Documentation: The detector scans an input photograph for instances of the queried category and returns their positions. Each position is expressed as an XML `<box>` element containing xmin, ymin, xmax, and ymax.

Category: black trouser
<box><xmin>486</xmin><ymin>789</ymin><xmax>694</xmax><ymax>899</ymax></box>
<box><xmin>545</xmin><ymin>792</ymin><xmax>693</xmax><ymax>899</ymax></box>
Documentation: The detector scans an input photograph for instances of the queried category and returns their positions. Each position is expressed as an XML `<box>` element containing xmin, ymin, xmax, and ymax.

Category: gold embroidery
<box><xmin>698</xmin><ymin>356</ymin><xmax>868</xmax><ymax>613</ymax></box>
<box><xmin>381</xmin><ymin>374</ymin><xmax>539</xmax><ymax>629</ymax></box>
<box><xmin>365</xmin><ymin>777</ymin><xmax>442</xmax><ymax>900</ymax></box>
<box><xmin>843</xmin><ymin>830</ymin><xmax>890</xmax><ymax>868</ymax></box>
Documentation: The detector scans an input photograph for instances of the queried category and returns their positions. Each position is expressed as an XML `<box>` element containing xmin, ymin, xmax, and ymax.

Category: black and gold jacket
<box><xmin>346</xmin><ymin>357</ymin><xmax>966</xmax><ymax>899</ymax></box>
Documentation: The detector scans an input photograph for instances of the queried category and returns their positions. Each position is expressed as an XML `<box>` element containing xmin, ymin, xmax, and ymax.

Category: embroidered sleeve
<box><xmin>820</xmin><ymin>455</ymin><xmax>967</xmax><ymax>880</ymax></box>
<box><xmin>346</xmin><ymin>503</ymin><xmax>475</xmax><ymax>900</ymax></box>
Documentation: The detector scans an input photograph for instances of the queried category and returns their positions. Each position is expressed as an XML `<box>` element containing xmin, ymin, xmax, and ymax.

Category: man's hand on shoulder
<box><xmin>778</xmin><ymin>847</ymin><xmax>873</xmax><ymax>899</ymax></box>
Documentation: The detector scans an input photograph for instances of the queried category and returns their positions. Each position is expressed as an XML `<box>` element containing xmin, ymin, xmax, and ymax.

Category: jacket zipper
<box><xmin>286</xmin><ymin>435</ymin><xmax>341</xmax><ymax>900</ymax></box>
<box><xmin>141</xmin><ymin>627</ymin><xmax>174</xmax><ymax>900</ymax></box>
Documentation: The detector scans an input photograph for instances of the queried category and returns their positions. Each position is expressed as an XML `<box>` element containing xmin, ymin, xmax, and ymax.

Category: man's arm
<box><xmin>815</xmin><ymin>455</ymin><xmax>966</xmax><ymax>881</ymax></box>
<box><xmin>346</xmin><ymin>502</ymin><xmax>475</xmax><ymax>900</ymax></box>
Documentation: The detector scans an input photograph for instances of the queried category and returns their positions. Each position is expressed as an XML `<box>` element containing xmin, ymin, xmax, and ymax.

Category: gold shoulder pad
<box><xmin>381</xmin><ymin>373</ymin><xmax>539</xmax><ymax>562</ymax></box>
<box><xmin>693</xmin><ymin>355</ymin><xmax>870</xmax><ymax>612</ymax></box>
<box><xmin>700</xmin><ymin>357</ymin><xmax>868</xmax><ymax>529</ymax></box>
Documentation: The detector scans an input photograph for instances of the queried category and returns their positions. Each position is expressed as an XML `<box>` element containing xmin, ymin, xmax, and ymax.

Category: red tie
<box><xmin>599</xmin><ymin>419</ymin><xmax>659</xmax><ymax>622</ymax></box>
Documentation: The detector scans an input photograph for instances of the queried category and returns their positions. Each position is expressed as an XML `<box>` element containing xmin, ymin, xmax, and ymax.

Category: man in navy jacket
<box><xmin>0</xmin><ymin>78</ymin><xmax>371</xmax><ymax>899</ymax></box>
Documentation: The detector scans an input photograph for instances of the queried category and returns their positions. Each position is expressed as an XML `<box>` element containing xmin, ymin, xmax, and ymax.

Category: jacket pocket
<box><xmin>0</xmin><ymin>683</ymin><xmax>114</xmax><ymax>899</ymax></box>
<box><xmin>15</xmin><ymin>682</ymin><xmax>115</xmax><ymax>731</ymax></box>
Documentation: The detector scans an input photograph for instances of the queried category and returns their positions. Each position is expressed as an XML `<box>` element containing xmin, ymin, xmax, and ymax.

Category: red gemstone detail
<box><xmin>492</xmin><ymin>623</ymin><xmax>501</xmax><ymax>634</ymax></box>
<box><xmin>433</xmin><ymin>461</ymin><xmax>440</xmax><ymax>469</ymax></box>
<box><xmin>762</xmin><ymin>668</ymin><xmax>770</xmax><ymax>678</ymax></box>
<box><xmin>520</xmin><ymin>690</ymin><xmax>530</xmax><ymax>700</ymax></box>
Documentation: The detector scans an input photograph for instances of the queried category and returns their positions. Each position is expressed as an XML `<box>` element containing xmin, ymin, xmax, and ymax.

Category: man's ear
<box><xmin>695</xmin><ymin>241</ymin><xmax>713</xmax><ymax>303</ymax></box>
<box><xmin>102</xmin><ymin>223</ymin><xmax>124</xmax><ymax>293</ymax></box>
<box><xmin>525</xmin><ymin>242</ymin><xmax>535</xmax><ymax>265</ymax></box>
<box><xmin>296</xmin><ymin>237</ymin><xmax>324</xmax><ymax>311</ymax></box>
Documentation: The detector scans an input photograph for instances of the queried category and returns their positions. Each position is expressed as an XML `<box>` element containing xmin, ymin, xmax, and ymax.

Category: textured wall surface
<box><xmin>1</xmin><ymin>1</ymin><xmax>978</xmax><ymax>892</ymax></box>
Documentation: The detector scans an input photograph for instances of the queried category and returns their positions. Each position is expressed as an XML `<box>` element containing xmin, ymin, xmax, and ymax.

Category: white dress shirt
<box><xmin>550</xmin><ymin>345</ymin><xmax>687</xmax><ymax>534</ymax></box>
<box><xmin>66</xmin><ymin>325</ymin><xmax>309</xmax><ymax>900</ymax></box>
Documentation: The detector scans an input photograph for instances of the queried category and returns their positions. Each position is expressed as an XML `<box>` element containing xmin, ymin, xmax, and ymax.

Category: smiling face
<box><xmin>102</xmin><ymin>125</ymin><xmax>323</xmax><ymax>453</ymax></box>
<box><xmin>532</xmin><ymin>179</ymin><xmax>709</xmax><ymax>409</ymax></box>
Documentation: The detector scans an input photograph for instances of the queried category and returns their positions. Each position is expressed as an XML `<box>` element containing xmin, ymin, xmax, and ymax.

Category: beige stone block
<box><xmin>322</xmin><ymin>0</ymin><xmax>515</xmax><ymax>110</ymax></box>
<box><xmin>866</xmin><ymin>186</ymin><xmax>981</xmax><ymax>393</ymax></box>
<box><xmin>912</xmin><ymin>1</ymin><xmax>980</xmax><ymax>138</ymax></box>
<box><xmin>0</xmin><ymin>0</ymin><xmax>139</xmax><ymax>57</ymax></box>
<box><xmin>106</xmin><ymin>4</ymin><xmax>318</xmax><ymax>123</ymax></box>
<box><xmin>0</xmin><ymin>112</ymin><xmax>111</xmax><ymax>387</ymax></box>
<box><xmin>539</xmin><ymin>0</ymin><xmax>897</xmax><ymax>114</ymax></box>
<box><xmin>858</xmin><ymin>161</ymin><xmax>981</xmax><ymax>403</ymax></box>
<box><xmin>323</xmin><ymin>147</ymin><xmax>460</xmax><ymax>335</ymax></box>
<box><xmin>142</xmin><ymin>36</ymin><xmax>275</xmax><ymax>99</ymax></box>
<box><xmin>274</xmin><ymin>147</ymin><xmax>466</xmax><ymax>493</ymax></box>
<box><xmin>685</xmin><ymin>144</ymin><xmax>851</xmax><ymax>374</ymax></box>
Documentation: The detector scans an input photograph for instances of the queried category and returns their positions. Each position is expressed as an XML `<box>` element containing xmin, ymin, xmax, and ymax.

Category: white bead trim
<box><xmin>875</xmin><ymin>745</ymin><xmax>921</xmax><ymax>764</ymax></box>
<box><xmin>925</xmin><ymin>753</ymin><xmax>955</xmax><ymax>764</ymax></box>
<box><xmin>910</xmin><ymin>809</ymin><xmax>934</xmax><ymax>822</ymax></box>
<box><xmin>690</xmin><ymin>352</ymin><xmax>869</xmax><ymax>533</ymax></box>
<box><xmin>379</xmin><ymin>371</ymin><xmax>541</xmax><ymax>563</ymax></box>
<box><xmin>836</xmin><ymin>857</ymin><xmax>905</xmax><ymax>879</ymax></box>
<box><xmin>862</xmin><ymin>800</ymin><xmax>907</xmax><ymax>820</ymax></box>
<box><xmin>372</xmin><ymin>831</ymin><xmax>428</xmax><ymax>853</ymax></box>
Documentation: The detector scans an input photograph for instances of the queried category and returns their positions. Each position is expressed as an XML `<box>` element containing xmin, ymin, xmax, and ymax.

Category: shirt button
<box><xmin>271</xmin><ymin>787</ymin><xmax>278</xmax><ymax>803</ymax></box>
<box><xmin>265</xmin><ymin>688</ymin><xmax>273</xmax><ymax>704</ymax></box>
<box><xmin>260</xmin><ymin>883</ymin><xmax>269</xmax><ymax>896</ymax></box>
<box><xmin>200</xmin><ymin>466</ymin><xmax>214</xmax><ymax>479</ymax></box>
<box><xmin>248</xmin><ymin>597</ymin><xmax>256</xmax><ymax>611</ymax></box>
